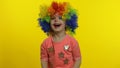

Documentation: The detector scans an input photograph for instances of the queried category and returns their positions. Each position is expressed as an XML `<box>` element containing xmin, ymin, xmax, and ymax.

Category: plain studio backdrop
<box><xmin>0</xmin><ymin>0</ymin><xmax>120</xmax><ymax>68</ymax></box>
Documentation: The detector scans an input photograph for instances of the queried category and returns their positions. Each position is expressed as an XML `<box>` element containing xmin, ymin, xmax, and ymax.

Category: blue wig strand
<box><xmin>38</xmin><ymin>18</ymin><xmax>50</xmax><ymax>33</ymax></box>
<box><xmin>66</xmin><ymin>14</ymin><xmax>78</xmax><ymax>33</ymax></box>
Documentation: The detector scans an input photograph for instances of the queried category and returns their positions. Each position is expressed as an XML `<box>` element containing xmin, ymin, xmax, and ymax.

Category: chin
<box><xmin>53</xmin><ymin>29</ymin><xmax>63</xmax><ymax>32</ymax></box>
<box><xmin>53</xmin><ymin>30</ymin><xmax>61</xmax><ymax>32</ymax></box>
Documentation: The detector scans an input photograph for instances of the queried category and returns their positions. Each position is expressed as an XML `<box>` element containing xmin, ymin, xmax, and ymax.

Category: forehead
<box><xmin>51</xmin><ymin>13</ymin><xmax>61</xmax><ymax>17</ymax></box>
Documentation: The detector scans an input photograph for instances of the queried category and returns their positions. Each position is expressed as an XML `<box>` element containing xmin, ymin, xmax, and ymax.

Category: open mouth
<box><xmin>53</xmin><ymin>24</ymin><xmax>62</xmax><ymax>28</ymax></box>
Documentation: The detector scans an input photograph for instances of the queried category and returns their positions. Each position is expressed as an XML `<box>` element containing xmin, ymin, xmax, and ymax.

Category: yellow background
<box><xmin>0</xmin><ymin>0</ymin><xmax>120</xmax><ymax>68</ymax></box>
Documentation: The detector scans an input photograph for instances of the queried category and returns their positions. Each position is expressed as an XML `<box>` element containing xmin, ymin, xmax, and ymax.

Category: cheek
<box><xmin>50</xmin><ymin>24</ymin><xmax>54</xmax><ymax>29</ymax></box>
<box><xmin>60</xmin><ymin>21</ymin><xmax>66</xmax><ymax>28</ymax></box>
<box><xmin>62</xmin><ymin>23</ymin><xmax>65</xmax><ymax>28</ymax></box>
<box><xmin>50</xmin><ymin>20</ymin><xmax>54</xmax><ymax>27</ymax></box>
<box><xmin>50</xmin><ymin>20</ymin><xmax>54</xmax><ymax>24</ymax></box>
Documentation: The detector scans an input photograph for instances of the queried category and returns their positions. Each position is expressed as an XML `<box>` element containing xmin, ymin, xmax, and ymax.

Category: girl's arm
<box><xmin>41</xmin><ymin>60</ymin><xmax>48</xmax><ymax>68</ymax></box>
<box><xmin>72</xmin><ymin>40</ymin><xmax>82</xmax><ymax>68</ymax></box>
<box><xmin>40</xmin><ymin>41</ymin><xmax>48</xmax><ymax>68</ymax></box>
<box><xmin>73</xmin><ymin>59</ymin><xmax>81</xmax><ymax>68</ymax></box>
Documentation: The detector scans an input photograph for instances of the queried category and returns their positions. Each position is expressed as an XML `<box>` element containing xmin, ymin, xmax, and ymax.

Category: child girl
<box><xmin>38</xmin><ymin>1</ymin><xmax>82</xmax><ymax>68</ymax></box>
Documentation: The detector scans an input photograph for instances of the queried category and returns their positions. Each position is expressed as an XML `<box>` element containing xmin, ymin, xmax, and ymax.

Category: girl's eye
<box><xmin>51</xmin><ymin>17</ymin><xmax>55</xmax><ymax>20</ymax></box>
<box><xmin>51</xmin><ymin>16</ymin><xmax>62</xmax><ymax>20</ymax></box>
<box><xmin>59</xmin><ymin>16</ymin><xmax>62</xmax><ymax>19</ymax></box>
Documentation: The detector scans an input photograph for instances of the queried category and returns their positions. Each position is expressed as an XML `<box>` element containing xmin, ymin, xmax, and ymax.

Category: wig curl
<box><xmin>38</xmin><ymin>1</ymin><xmax>78</xmax><ymax>35</ymax></box>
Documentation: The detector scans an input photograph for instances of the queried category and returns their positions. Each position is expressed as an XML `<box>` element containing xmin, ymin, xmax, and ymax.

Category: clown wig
<box><xmin>38</xmin><ymin>1</ymin><xmax>78</xmax><ymax>35</ymax></box>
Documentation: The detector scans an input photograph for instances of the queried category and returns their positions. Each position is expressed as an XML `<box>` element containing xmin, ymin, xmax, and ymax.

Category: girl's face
<box><xmin>50</xmin><ymin>13</ymin><xmax>66</xmax><ymax>33</ymax></box>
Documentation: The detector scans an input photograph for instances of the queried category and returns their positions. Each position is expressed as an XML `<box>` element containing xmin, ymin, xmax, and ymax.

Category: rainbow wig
<box><xmin>38</xmin><ymin>1</ymin><xmax>78</xmax><ymax>35</ymax></box>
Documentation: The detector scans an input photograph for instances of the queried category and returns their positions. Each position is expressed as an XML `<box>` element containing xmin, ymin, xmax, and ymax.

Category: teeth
<box><xmin>54</xmin><ymin>24</ymin><xmax>61</xmax><ymax>28</ymax></box>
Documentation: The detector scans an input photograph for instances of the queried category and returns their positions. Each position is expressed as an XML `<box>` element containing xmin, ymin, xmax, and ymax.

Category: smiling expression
<box><xmin>50</xmin><ymin>13</ymin><xmax>66</xmax><ymax>32</ymax></box>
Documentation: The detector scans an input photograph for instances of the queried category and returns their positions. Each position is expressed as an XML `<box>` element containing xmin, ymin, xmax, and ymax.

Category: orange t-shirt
<box><xmin>40</xmin><ymin>34</ymin><xmax>81</xmax><ymax>68</ymax></box>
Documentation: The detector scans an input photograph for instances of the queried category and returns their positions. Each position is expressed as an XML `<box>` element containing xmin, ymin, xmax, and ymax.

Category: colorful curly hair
<box><xmin>38</xmin><ymin>1</ymin><xmax>78</xmax><ymax>35</ymax></box>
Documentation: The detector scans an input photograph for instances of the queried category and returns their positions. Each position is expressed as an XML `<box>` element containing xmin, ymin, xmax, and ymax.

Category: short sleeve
<box><xmin>40</xmin><ymin>41</ymin><xmax>48</xmax><ymax>61</ymax></box>
<box><xmin>72</xmin><ymin>40</ymin><xmax>81</xmax><ymax>61</ymax></box>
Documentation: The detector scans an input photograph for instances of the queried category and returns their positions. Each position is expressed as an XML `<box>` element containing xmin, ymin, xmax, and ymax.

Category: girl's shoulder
<box><xmin>67</xmin><ymin>34</ymin><xmax>78</xmax><ymax>43</ymax></box>
<box><xmin>41</xmin><ymin>36</ymin><xmax>52</xmax><ymax>48</ymax></box>
<box><xmin>42</xmin><ymin>36</ymin><xmax>51</xmax><ymax>44</ymax></box>
<box><xmin>66</xmin><ymin>35</ymin><xmax>80</xmax><ymax>49</ymax></box>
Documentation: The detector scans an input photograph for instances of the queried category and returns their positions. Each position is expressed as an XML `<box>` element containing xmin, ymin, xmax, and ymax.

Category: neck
<box><xmin>52</xmin><ymin>31</ymin><xmax>66</xmax><ymax>42</ymax></box>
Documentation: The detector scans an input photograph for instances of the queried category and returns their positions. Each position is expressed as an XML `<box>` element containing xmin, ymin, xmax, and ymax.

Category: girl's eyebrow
<box><xmin>51</xmin><ymin>15</ymin><xmax>61</xmax><ymax>19</ymax></box>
